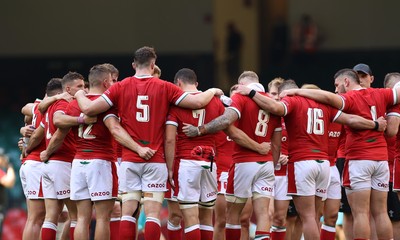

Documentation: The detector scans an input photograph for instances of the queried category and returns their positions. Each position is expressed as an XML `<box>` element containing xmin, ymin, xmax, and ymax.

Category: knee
<box><xmin>272</xmin><ymin>213</ymin><xmax>286</xmax><ymax>226</ymax></box>
<box><xmin>240</xmin><ymin>217</ymin><xmax>250</xmax><ymax>228</ymax></box>
<box><xmin>323</xmin><ymin>214</ymin><xmax>338</xmax><ymax>227</ymax></box>
<box><xmin>168</xmin><ymin>214</ymin><xmax>182</xmax><ymax>226</ymax></box>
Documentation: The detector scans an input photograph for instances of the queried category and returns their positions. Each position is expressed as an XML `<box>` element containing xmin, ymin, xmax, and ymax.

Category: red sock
<box><xmin>69</xmin><ymin>221</ymin><xmax>77</xmax><ymax>240</ymax></box>
<box><xmin>167</xmin><ymin>220</ymin><xmax>183</xmax><ymax>240</ymax></box>
<box><xmin>199</xmin><ymin>225</ymin><xmax>213</xmax><ymax>240</ymax></box>
<box><xmin>145</xmin><ymin>217</ymin><xmax>161</xmax><ymax>240</ymax></box>
<box><xmin>41</xmin><ymin>221</ymin><xmax>57</xmax><ymax>240</ymax></box>
<box><xmin>110</xmin><ymin>218</ymin><xmax>120</xmax><ymax>240</ymax></box>
<box><xmin>225</xmin><ymin>224</ymin><xmax>241</xmax><ymax>240</ymax></box>
<box><xmin>320</xmin><ymin>224</ymin><xmax>336</xmax><ymax>240</ymax></box>
<box><xmin>271</xmin><ymin>225</ymin><xmax>286</xmax><ymax>240</ymax></box>
<box><xmin>185</xmin><ymin>224</ymin><xmax>201</xmax><ymax>240</ymax></box>
<box><xmin>255</xmin><ymin>230</ymin><xmax>270</xmax><ymax>239</ymax></box>
<box><xmin>119</xmin><ymin>216</ymin><xmax>136</xmax><ymax>240</ymax></box>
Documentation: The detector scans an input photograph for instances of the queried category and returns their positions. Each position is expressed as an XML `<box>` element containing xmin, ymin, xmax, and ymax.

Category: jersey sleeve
<box><xmin>65</xmin><ymin>101</ymin><xmax>82</xmax><ymax>117</ymax></box>
<box><xmin>387</xmin><ymin>104</ymin><xmax>400</xmax><ymax>117</ymax></box>
<box><xmin>165</xmin><ymin>81</ymin><xmax>188</xmax><ymax>106</ymax></box>
<box><xmin>280</xmin><ymin>96</ymin><xmax>295</xmax><ymax>116</ymax></box>
<box><xmin>228</xmin><ymin>94</ymin><xmax>244</xmax><ymax>119</ymax></box>
<box><xmin>166</xmin><ymin>106</ymin><xmax>179</xmax><ymax>127</ymax></box>
<box><xmin>102</xmin><ymin>81</ymin><xmax>122</xmax><ymax>107</ymax></box>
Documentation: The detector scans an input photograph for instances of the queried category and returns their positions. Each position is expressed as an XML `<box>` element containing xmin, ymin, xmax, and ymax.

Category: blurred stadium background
<box><xmin>1</xmin><ymin>0</ymin><xmax>400</xmax><ymax>238</ymax></box>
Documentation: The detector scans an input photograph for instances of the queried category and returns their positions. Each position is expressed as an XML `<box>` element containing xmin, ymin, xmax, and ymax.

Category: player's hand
<box><xmin>83</xmin><ymin>115</ymin><xmax>97</xmax><ymax>124</ymax></box>
<box><xmin>279</xmin><ymin>89</ymin><xmax>298</xmax><ymax>98</ymax></box>
<box><xmin>18</xmin><ymin>138</ymin><xmax>24</xmax><ymax>152</ymax></box>
<box><xmin>182</xmin><ymin>123</ymin><xmax>199</xmax><ymax>137</ymax></box>
<box><xmin>20</xmin><ymin>125</ymin><xmax>35</xmax><ymax>137</ymax></box>
<box><xmin>235</xmin><ymin>85</ymin><xmax>252</xmax><ymax>95</ymax></box>
<box><xmin>40</xmin><ymin>150</ymin><xmax>50</xmax><ymax>162</ymax></box>
<box><xmin>278</xmin><ymin>154</ymin><xmax>289</xmax><ymax>165</ymax></box>
<box><xmin>168</xmin><ymin>170</ymin><xmax>175</xmax><ymax>188</ymax></box>
<box><xmin>376</xmin><ymin>116</ymin><xmax>387</xmax><ymax>131</ymax></box>
<box><xmin>137</xmin><ymin>147</ymin><xmax>156</xmax><ymax>161</ymax></box>
<box><xmin>57</xmin><ymin>92</ymin><xmax>73</xmax><ymax>102</ymax></box>
<box><xmin>257</xmin><ymin>142</ymin><xmax>271</xmax><ymax>155</ymax></box>
<box><xmin>210</xmin><ymin>88</ymin><xmax>224</xmax><ymax>97</ymax></box>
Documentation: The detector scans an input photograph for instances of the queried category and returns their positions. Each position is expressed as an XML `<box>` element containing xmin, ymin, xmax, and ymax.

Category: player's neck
<box><xmin>88</xmin><ymin>87</ymin><xmax>104</xmax><ymax>95</ymax></box>
<box><xmin>134</xmin><ymin>69</ymin><xmax>153</xmax><ymax>78</ymax></box>
<box><xmin>182</xmin><ymin>86</ymin><xmax>199</xmax><ymax>92</ymax></box>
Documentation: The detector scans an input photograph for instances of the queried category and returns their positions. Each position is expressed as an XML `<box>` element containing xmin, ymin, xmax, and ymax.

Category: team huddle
<box><xmin>17</xmin><ymin>46</ymin><xmax>400</xmax><ymax>240</ymax></box>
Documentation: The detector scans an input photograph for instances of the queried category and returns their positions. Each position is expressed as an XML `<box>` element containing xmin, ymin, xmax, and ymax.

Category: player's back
<box><xmin>168</xmin><ymin>94</ymin><xmax>225</xmax><ymax>160</ymax></box>
<box><xmin>43</xmin><ymin>99</ymin><xmax>76</xmax><ymax>162</ymax></box>
<box><xmin>106</xmin><ymin>76</ymin><xmax>186</xmax><ymax>163</ymax></box>
<box><xmin>67</xmin><ymin>96</ymin><xmax>116</xmax><ymax>161</ymax></box>
<box><xmin>281</xmin><ymin>95</ymin><xmax>338</xmax><ymax>162</ymax></box>
<box><xmin>229</xmin><ymin>92</ymin><xmax>281</xmax><ymax>162</ymax></box>
<box><xmin>341</xmin><ymin>88</ymin><xmax>395</xmax><ymax>160</ymax></box>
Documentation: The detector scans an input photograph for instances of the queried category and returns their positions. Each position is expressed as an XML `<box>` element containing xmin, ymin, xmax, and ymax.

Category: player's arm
<box><xmin>21</xmin><ymin>103</ymin><xmax>35</xmax><ymax>117</ymax></box>
<box><xmin>183</xmin><ymin>108</ymin><xmax>238</xmax><ymax>137</ymax></box>
<box><xmin>40</xmin><ymin>127</ymin><xmax>70</xmax><ymax>162</ymax></box>
<box><xmin>53</xmin><ymin>113</ymin><xmax>97</xmax><ymax>128</ymax></box>
<box><xmin>178</xmin><ymin>88</ymin><xmax>224</xmax><ymax>109</ymax></box>
<box><xmin>386</xmin><ymin>115</ymin><xmax>400</xmax><ymax>137</ymax></box>
<box><xmin>165</xmin><ymin>124</ymin><xmax>177</xmax><ymax>186</ymax></box>
<box><xmin>224</xmin><ymin>125</ymin><xmax>271</xmax><ymax>155</ymax></box>
<box><xmin>280</xmin><ymin>89</ymin><xmax>343</xmax><ymax>109</ymax></box>
<box><xmin>75</xmin><ymin>90</ymin><xmax>111</xmax><ymax>116</ymax></box>
<box><xmin>334</xmin><ymin>113</ymin><xmax>386</xmax><ymax>131</ymax></box>
<box><xmin>38</xmin><ymin>92</ymin><xmax>72</xmax><ymax>114</ymax></box>
<box><xmin>104</xmin><ymin>116</ymin><xmax>156</xmax><ymax>160</ymax></box>
<box><xmin>234</xmin><ymin>85</ymin><xmax>285</xmax><ymax>116</ymax></box>
<box><xmin>25</xmin><ymin>126</ymin><xmax>44</xmax><ymax>155</ymax></box>
<box><xmin>270</xmin><ymin>130</ymin><xmax>282</xmax><ymax>167</ymax></box>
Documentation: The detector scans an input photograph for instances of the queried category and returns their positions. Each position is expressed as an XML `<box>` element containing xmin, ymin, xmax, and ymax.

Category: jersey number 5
<box><xmin>136</xmin><ymin>95</ymin><xmax>149</xmax><ymax>122</ymax></box>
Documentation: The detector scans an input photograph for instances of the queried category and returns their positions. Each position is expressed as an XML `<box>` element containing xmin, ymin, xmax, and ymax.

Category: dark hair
<box><xmin>62</xmin><ymin>71</ymin><xmax>84</xmax><ymax>89</ymax></box>
<box><xmin>88</xmin><ymin>64</ymin><xmax>114</xmax><ymax>87</ymax></box>
<box><xmin>333</xmin><ymin>69</ymin><xmax>360</xmax><ymax>84</ymax></box>
<box><xmin>102</xmin><ymin>63</ymin><xmax>119</xmax><ymax>76</ymax></box>
<box><xmin>278</xmin><ymin>79</ymin><xmax>299</xmax><ymax>93</ymax></box>
<box><xmin>174</xmin><ymin>68</ymin><xmax>197</xmax><ymax>85</ymax></box>
<box><xmin>46</xmin><ymin>78</ymin><xmax>63</xmax><ymax>96</ymax></box>
<box><xmin>384</xmin><ymin>72</ymin><xmax>400</xmax><ymax>88</ymax></box>
<box><xmin>134</xmin><ymin>46</ymin><xmax>157</xmax><ymax>68</ymax></box>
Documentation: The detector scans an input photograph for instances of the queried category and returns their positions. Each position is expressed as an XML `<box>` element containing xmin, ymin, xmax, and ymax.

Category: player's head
<box><xmin>84</xmin><ymin>81</ymin><xmax>89</xmax><ymax>93</ymax></box>
<box><xmin>237</xmin><ymin>71</ymin><xmax>259</xmax><ymax>85</ymax></box>
<box><xmin>229</xmin><ymin>84</ymin><xmax>239</xmax><ymax>97</ymax></box>
<box><xmin>153</xmin><ymin>65</ymin><xmax>161</xmax><ymax>78</ymax></box>
<box><xmin>384</xmin><ymin>72</ymin><xmax>400</xmax><ymax>89</ymax></box>
<box><xmin>353</xmin><ymin>63</ymin><xmax>374</xmax><ymax>88</ymax></box>
<box><xmin>133</xmin><ymin>46</ymin><xmax>157</xmax><ymax>72</ymax></box>
<box><xmin>174</xmin><ymin>68</ymin><xmax>198</xmax><ymax>88</ymax></box>
<box><xmin>62</xmin><ymin>71</ymin><xmax>85</xmax><ymax>96</ymax></box>
<box><xmin>278</xmin><ymin>79</ymin><xmax>299</xmax><ymax>93</ymax></box>
<box><xmin>46</xmin><ymin>78</ymin><xmax>63</xmax><ymax>97</ymax></box>
<box><xmin>333</xmin><ymin>68</ymin><xmax>359</xmax><ymax>94</ymax></box>
<box><xmin>268</xmin><ymin>77</ymin><xmax>284</xmax><ymax>101</ymax></box>
<box><xmin>301</xmin><ymin>83</ymin><xmax>320</xmax><ymax>90</ymax></box>
<box><xmin>102</xmin><ymin>63</ymin><xmax>119</xmax><ymax>80</ymax></box>
<box><xmin>89</xmin><ymin>64</ymin><xmax>118</xmax><ymax>90</ymax></box>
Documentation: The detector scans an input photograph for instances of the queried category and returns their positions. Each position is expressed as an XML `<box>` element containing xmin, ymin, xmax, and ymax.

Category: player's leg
<box><xmin>23</xmin><ymin>199</ymin><xmax>45</xmax><ymax>240</ymax></box>
<box><xmin>213</xmin><ymin>194</ymin><xmax>226</xmax><ymax>240</ymax></box>
<box><xmin>93</xmin><ymin>199</ymin><xmax>115</xmax><ymax>240</ymax></box>
<box><xmin>42</xmin><ymin>198</ymin><xmax>64</xmax><ymax>240</ymax></box>
<box><xmin>167</xmin><ymin>199</ymin><xmax>183</xmax><ymax>240</ymax></box>
<box><xmin>239</xmin><ymin>198</ymin><xmax>252</xmax><ymax>240</ymax></box>
<box><xmin>73</xmin><ymin>199</ymin><xmax>92</xmax><ymax>240</ymax></box>
<box><xmin>271</xmin><ymin>199</ymin><xmax>290</xmax><ymax>240</ymax></box>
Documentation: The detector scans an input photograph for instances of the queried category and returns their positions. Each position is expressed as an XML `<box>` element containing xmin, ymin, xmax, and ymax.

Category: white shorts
<box><xmin>287</xmin><ymin>160</ymin><xmax>330</xmax><ymax>198</ymax></box>
<box><xmin>41</xmin><ymin>160</ymin><xmax>71</xmax><ymax>199</ymax></box>
<box><xmin>274</xmin><ymin>175</ymin><xmax>292</xmax><ymax>201</ymax></box>
<box><xmin>20</xmin><ymin>160</ymin><xmax>44</xmax><ymax>199</ymax></box>
<box><xmin>176</xmin><ymin>159</ymin><xmax>217</xmax><ymax>203</ymax></box>
<box><xmin>218</xmin><ymin>171</ymin><xmax>228</xmax><ymax>194</ymax></box>
<box><xmin>226</xmin><ymin>161</ymin><xmax>275</xmax><ymax>199</ymax></box>
<box><xmin>343</xmin><ymin>160</ymin><xmax>389</xmax><ymax>192</ymax></box>
<box><xmin>70</xmin><ymin>159</ymin><xmax>118</xmax><ymax>201</ymax></box>
<box><xmin>327</xmin><ymin>166</ymin><xmax>341</xmax><ymax>200</ymax></box>
<box><xmin>119</xmin><ymin>162</ymin><xmax>167</xmax><ymax>193</ymax></box>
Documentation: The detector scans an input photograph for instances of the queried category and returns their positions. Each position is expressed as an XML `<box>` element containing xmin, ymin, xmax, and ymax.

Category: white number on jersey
<box><xmin>136</xmin><ymin>95</ymin><xmax>149</xmax><ymax>122</ymax></box>
<box><xmin>78</xmin><ymin>114</ymin><xmax>95</xmax><ymax>139</ymax></box>
<box><xmin>45</xmin><ymin>113</ymin><xmax>52</xmax><ymax>139</ymax></box>
<box><xmin>255</xmin><ymin>110</ymin><xmax>270</xmax><ymax>137</ymax></box>
<box><xmin>370</xmin><ymin>106</ymin><xmax>377</xmax><ymax>121</ymax></box>
<box><xmin>192</xmin><ymin>109</ymin><xmax>205</xmax><ymax>126</ymax></box>
<box><xmin>306</xmin><ymin>108</ymin><xmax>324</xmax><ymax>135</ymax></box>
